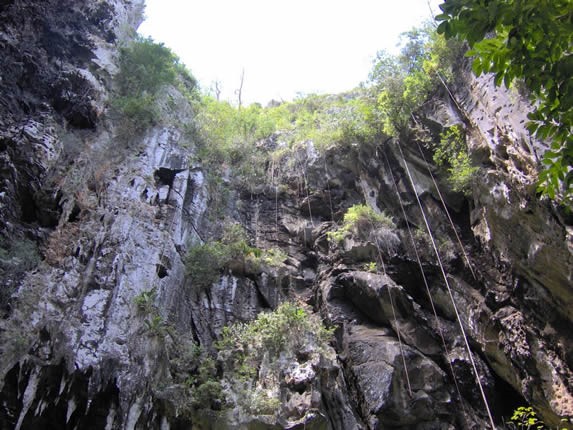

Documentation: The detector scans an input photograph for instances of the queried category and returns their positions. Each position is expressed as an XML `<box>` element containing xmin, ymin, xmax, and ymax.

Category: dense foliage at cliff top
<box><xmin>189</xmin><ymin>24</ymin><xmax>477</xmax><ymax>194</ymax></box>
<box><xmin>119</xmin><ymin>4</ymin><xmax>571</xmax><ymax>205</ymax></box>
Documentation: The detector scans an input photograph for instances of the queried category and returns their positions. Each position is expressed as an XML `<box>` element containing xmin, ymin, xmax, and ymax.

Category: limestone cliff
<box><xmin>0</xmin><ymin>1</ymin><xmax>571</xmax><ymax>429</ymax></box>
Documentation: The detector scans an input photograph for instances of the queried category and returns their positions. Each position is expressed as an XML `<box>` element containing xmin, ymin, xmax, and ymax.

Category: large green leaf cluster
<box><xmin>436</xmin><ymin>0</ymin><xmax>573</xmax><ymax>206</ymax></box>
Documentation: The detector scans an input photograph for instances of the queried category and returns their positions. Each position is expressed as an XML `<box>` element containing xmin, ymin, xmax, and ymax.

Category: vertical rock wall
<box><xmin>0</xmin><ymin>1</ymin><xmax>571</xmax><ymax>429</ymax></box>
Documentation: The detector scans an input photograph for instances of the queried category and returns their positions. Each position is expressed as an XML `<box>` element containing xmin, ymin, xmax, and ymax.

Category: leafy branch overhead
<box><xmin>436</xmin><ymin>0</ymin><xmax>573</xmax><ymax>207</ymax></box>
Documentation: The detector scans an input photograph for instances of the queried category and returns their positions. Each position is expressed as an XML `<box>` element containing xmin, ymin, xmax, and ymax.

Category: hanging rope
<box><xmin>275</xmin><ymin>184</ymin><xmax>279</xmax><ymax>242</ymax></box>
<box><xmin>412</xmin><ymin>139</ymin><xmax>477</xmax><ymax>280</ymax></box>
<box><xmin>396</xmin><ymin>140</ymin><xmax>496</xmax><ymax>429</ymax></box>
<box><xmin>357</xmin><ymin>179</ymin><xmax>413</xmax><ymax>398</ymax></box>
<box><xmin>322</xmin><ymin>157</ymin><xmax>336</xmax><ymax>224</ymax></box>
<box><xmin>271</xmin><ymin>157</ymin><xmax>280</xmax><ymax>244</ymax></box>
<box><xmin>299</xmin><ymin>154</ymin><xmax>315</xmax><ymax>226</ymax></box>
<box><xmin>380</xmin><ymin>146</ymin><xmax>470</xmax><ymax>425</ymax></box>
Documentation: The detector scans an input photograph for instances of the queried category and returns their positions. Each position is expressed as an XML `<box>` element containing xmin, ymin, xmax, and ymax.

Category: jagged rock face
<box><xmin>0</xmin><ymin>1</ymin><xmax>572</xmax><ymax>429</ymax></box>
<box><xmin>0</xmin><ymin>0</ymin><xmax>143</xmax><ymax>305</ymax></box>
<box><xmin>258</xmin><ymin>123</ymin><xmax>572</xmax><ymax>427</ymax></box>
<box><xmin>418</xmin><ymin>72</ymin><xmax>573</xmax><ymax>424</ymax></box>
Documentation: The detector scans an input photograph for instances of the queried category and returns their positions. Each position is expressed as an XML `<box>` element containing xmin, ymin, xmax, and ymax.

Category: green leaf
<box><xmin>437</xmin><ymin>21</ymin><xmax>451</xmax><ymax>37</ymax></box>
<box><xmin>472</xmin><ymin>59</ymin><xmax>483</xmax><ymax>76</ymax></box>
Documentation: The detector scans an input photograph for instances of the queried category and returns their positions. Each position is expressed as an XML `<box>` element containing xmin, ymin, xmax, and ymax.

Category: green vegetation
<box><xmin>505</xmin><ymin>406</ymin><xmax>570</xmax><ymax>430</ymax></box>
<box><xmin>160</xmin><ymin>339</ymin><xmax>225</xmax><ymax>414</ymax></box>
<box><xmin>0</xmin><ymin>237</ymin><xmax>40</xmax><ymax>308</ymax></box>
<box><xmin>260</xmin><ymin>248</ymin><xmax>288</xmax><ymax>267</ymax></box>
<box><xmin>436</xmin><ymin>0</ymin><xmax>573</xmax><ymax>207</ymax></box>
<box><xmin>215</xmin><ymin>302</ymin><xmax>333</xmax><ymax>414</ymax></box>
<box><xmin>162</xmin><ymin>304</ymin><xmax>332</xmax><ymax>416</ymax></box>
<box><xmin>144</xmin><ymin>314</ymin><xmax>170</xmax><ymax>337</ymax></box>
<box><xmin>133</xmin><ymin>288</ymin><xmax>156</xmax><ymax>314</ymax></box>
<box><xmin>112</xmin><ymin>36</ymin><xmax>197</xmax><ymax>136</ymax></box>
<box><xmin>185</xmin><ymin>26</ymin><xmax>469</xmax><ymax>201</ymax></box>
<box><xmin>185</xmin><ymin>224</ymin><xmax>286</xmax><ymax>290</ymax></box>
<box><xmin>328</xmin><ymin>204</ymin><xmax>395</xmax><ymax>243</ymax></box>
<box><xmin>269</xmin><ymin>92</ymin><xmax>378</xmax><ymax>149</ymax></box>
<box><xmin>507</xmin><ymin>406</ymin><xmax>545</xmax><ymax>429</ymax></box>
<box><xmin>368</xmin><ymin>25</ymin><xmax>466</xmax><ymax>136</ymax></box>
<box><xmin>192</xmin><ymin>97</ymin><xmax>272</xmax><ymax>188</ymax></box>
<box><xmin>433</xmin><ymin>124</ymin><xmax>478</xmax><ymax>194</ymax></box>
<box><xmin>185</xmin><ymin>224</ymin><xmax>255</xmax><ymax>289</ymax></box>
<box><xmin>191</xmin><ymin>91</ymin><xmax>377</xmax><ymax>194</ymax></box>
<box><xmin>364</xmin><ymin>24</ymin><xmax>480</xmax><ymax>194</ymax></box>
<box><xmin>186</xmin><ymin>356</ymin><xmax>224</xmax><ymax>410</ymax></box>
<box><xmin>133</xmin><ymin>288</ymin><xmax>172</xmax><ymax>337</ymax></box>
<box><xmin>364</xmin><ymin>261</ymin><xmax>378</xmax><ymax>273</ymax></box>
<box><xmin>217</xmin><ymin>302</ymin><xmax>332</xmax><ymax>358</ymax></box>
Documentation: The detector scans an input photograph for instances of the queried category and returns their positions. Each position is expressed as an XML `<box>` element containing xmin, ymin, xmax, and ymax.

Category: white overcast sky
<box><xmin>138</xmin><ymin>0</ymin><xmax>443</xmax><ymax>105</ymax></box>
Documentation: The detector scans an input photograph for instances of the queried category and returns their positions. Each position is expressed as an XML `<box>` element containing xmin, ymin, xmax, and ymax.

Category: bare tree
<box><xmin>213</xmin><ymin>80</ymin><xmax>222</xmax><ymax>101</ymax></box>
<box><xmin>235</xmin><ymin>68</ymin><xmax>245</xmax><ymax>110</ymax></box>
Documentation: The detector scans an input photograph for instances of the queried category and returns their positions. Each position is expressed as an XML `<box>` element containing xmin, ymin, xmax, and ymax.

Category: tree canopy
<box><xmin>436</xmin><ymin>0</ymin><xmax>573</xmax><ymax>207</ymax></box>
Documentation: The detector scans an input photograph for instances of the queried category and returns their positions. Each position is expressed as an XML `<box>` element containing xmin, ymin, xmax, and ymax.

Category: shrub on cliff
<box><xmin>215</xmin><ymin>302</ymin><xmax>334</xmax><ymax>415</ymax></box>
<box><xmin>433</xmin><ymin>124</ymin><xmax>478</xmax><ymax>195</ymax></box>
<box><xmin>185</xmin><ymin>224</ymin><xmax>252</xmax><ymax>289</ymax></box>
<box><xmin>112</xmin><ymin>36</ymin><xmax>197</xmax><ymax>135</ymax></box>
<box><xmin>116</xmin><ymin>37</ymin><xmax>179</xmax><ymax>95</ymax></box>
<box><xmin>328</xmin><ymin>204</ymin><xmax>395</xmax><ymax>243</ymax></box>
<box><xmin>185</xmin><ymin>224</ymin><xmax>286</xmax><ymax>290</ymax></box>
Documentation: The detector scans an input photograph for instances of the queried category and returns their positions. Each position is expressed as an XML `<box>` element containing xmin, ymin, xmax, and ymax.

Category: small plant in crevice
<box><xmin>364</xmin><ymin>261</ymin><xmax>378</xmax><ymax>273</ymax></box>
<box><xmin>507</xmin><ymin>406</ymin><xmax>544</xmax><ymax>429</ymax></box>
<box><xmin>144</xmin><ymin>314</ymin><xmax>170</xmax><ymax>337</ymax></box>
<box><xmin>133</xmin><ymin>288</ymin><xmax>172</xmax><ymax>338</ymax></box>
<box><xmin>185</xmin><ymin>223</ymin><xmax>255</xmax><ymax>290</ymax></box>
<box><xmin>260</xmin><ymin>248</ymin><xmax>288</xmax><ymax>268</ymax></box>
<box><xmin>133</xmin><ymin>288</ymin><xmax>156</xmax><ymax>315</ymax></box>
<box><xmin>503</xmin><ymin>406</ymin><xmax>570</xmax><ymax>430</ymax></box>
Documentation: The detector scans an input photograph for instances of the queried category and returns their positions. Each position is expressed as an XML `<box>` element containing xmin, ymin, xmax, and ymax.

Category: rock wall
<box><xmin>0</xmin><ymin>1</ymin><xmax>571</xmax><ymax>429</ymax></box>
